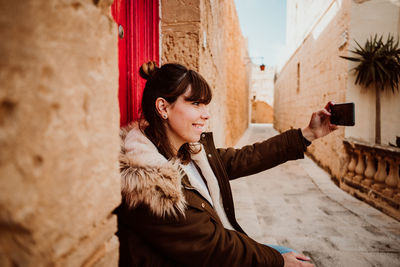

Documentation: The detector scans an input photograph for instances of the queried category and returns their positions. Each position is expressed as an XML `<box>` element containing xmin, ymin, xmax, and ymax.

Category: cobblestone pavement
<box><xmin>231</xmin><ymin>124</ymin><xmax>400</xmax><ymax>267</ymax></box>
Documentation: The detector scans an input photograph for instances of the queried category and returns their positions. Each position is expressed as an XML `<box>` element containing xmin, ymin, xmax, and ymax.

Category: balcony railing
<box><xmin>341</xmin><ymin>138</ymin><xmax>400</xmax><ymax>221</ymax></box>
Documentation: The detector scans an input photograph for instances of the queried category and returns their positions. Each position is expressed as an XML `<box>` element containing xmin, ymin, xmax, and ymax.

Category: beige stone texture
<box><xmin>0</xmin><ymin>0</ymin><xmax>120</xmax><ymax>266</ymax></box>
<box><xmin>221</xmin><ymin>0</ymin><xmax>250</xmax><ymax>146</ymax></box>
<box><xmin>198</xmin><ymin>0</ymin><xmax>227</xmax><ymax>146</ymax></box>
<box><xmin>250</xmin><ymin>65</ymin><xmax>275</xmax><ymax>106</ymax></box>
<box><xmin>0</xmin><ymin>0</ymin><xmax>250</xmax><ymax>264</ymax></box>
<box><xmin>161</xmin><ymin>0</ymin><xmax>250</xmax><ymax>147</ymax></box>
<box><xmin>274</xmin><ymin>0</ymin><xmax>351</xmax><ymax>179</ymax></box>
<box><xmin>161</xmin><ymin>0</ymin><xmax>201</xmax><ymax>70</ymax></box>
<box><xmin>251</xmin><ymin>101</ymin><xmax>273</xmax><ymax>123</ymax></box>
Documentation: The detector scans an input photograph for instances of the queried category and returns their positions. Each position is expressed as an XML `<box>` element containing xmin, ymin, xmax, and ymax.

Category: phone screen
<box><xmin>330</xmin><ymin>102</ymin><xmax>355</xmax><ymax>126</ymax></box>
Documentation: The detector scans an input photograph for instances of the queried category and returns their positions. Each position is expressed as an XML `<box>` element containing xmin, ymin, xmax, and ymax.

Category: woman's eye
<box><xmin>192</xmin><ymin>102</ymin><xmax>200</xmax><ymax>106</ymax></box>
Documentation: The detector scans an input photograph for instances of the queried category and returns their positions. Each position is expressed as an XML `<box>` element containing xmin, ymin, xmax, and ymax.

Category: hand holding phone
<box><xmin>330</xmin><ymin>102</ymin><xmax>355</xmax><ymax>126</ymax></box>
<box><xmin>302</xmin><ymin>101</ymin><xmax>339</xmax><ymax>141</ymax></box>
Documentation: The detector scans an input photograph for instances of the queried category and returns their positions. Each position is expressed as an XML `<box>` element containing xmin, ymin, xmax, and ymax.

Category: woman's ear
<box><xmin>155</xmin><ymin>97</ymin><xmax>169</xmax><ymax>119</ymax></box>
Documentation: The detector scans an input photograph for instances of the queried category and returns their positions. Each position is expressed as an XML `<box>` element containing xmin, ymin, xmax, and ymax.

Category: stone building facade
<box><xmin>250</xmin><ymin>65</ymin><xmax>275</xmax><ymax>123</ymax></box>
<box><xmin>275</xmin><ymin>0</ymin><xmax>350</xmax><ymax>179</ymax></box>
<box><xmin>251</xmin><ymin>100</ymin><xmax>274</xmax><ymax>123</ymax></box>
<box><xmin>0</xmin><ymin>0</ymin><xmax>249</xmax><ymax>266</ymax></box>
<box><xmin>274</xmin><ymin>0</ymin><xmax>400</xmax><ymax>220</ymax></box>
<box><xmin>161</xmin><ymin>0</ymin><xmax>250</xmax><ymax>146</ymax></box>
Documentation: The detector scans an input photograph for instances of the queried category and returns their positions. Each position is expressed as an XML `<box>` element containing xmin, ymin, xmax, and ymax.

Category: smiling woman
<box><xmin>116</xmin><ymin>61</ymin><xmax>336</xmax><ymax>267</ymax></box>
<box><xmin>139</xmin><ymin>62</ymin><xmax>212</xmax><ymax>163</ymax></box>
<box><xmin>158</xmin><ymin>88</ymin><xmax>210</xmax><ymax>153</ymax></box>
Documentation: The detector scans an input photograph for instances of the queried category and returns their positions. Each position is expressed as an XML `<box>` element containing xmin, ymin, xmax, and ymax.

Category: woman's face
<box><xmin>164</xmin><ymin>88</ymin><xmax>210</xmax><ymax>151</ymax></box>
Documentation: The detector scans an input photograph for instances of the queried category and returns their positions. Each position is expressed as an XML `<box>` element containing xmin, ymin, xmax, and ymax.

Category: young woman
<box><xmin>116</xmin><ymin>61</ymin><xmax>337</xmax><ymax>267</ymax></box>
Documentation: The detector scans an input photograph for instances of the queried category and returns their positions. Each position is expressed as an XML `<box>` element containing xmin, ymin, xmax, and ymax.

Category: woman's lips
<box><xmin>192</xmin><ymin>123</ymin><xmax>204</xmax><ymax>131</ymax></box>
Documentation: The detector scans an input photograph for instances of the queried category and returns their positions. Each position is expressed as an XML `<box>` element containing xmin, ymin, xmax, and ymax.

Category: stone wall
<box><xmin>161</xmin><ymin>0</ymin><xmax>250</xmax><ymax>147</ymax></box>
<box><xmin>286</xmin><ymin>0</ymin><xmax>332</xmax><ymax>57</ymax></box>
<box><xmin>161</xmin><ymin>0</ymin><xmax>200</xmax><ymax>69</ymax></box>
<box><xmin>0</xmin><ymin>0</ymin><xmax>249</xmax><ymax>264</ymax></box>
<box><xmin>0</xmin><ymin>1</ymin><xmax>120</xmax><ymax>266</ymax></box>
<box><xmin>251</xmin><ymin>101</ymin><xmax>273</xmax><ymax>123</ymax></box>
<box><xmin>274</xmin><ymin>0</ymin><xmax>350</xmax><ymax>179</ymax></box>
<box><xmin>199</xmin><ymin>0</ymin><xmax>227</xmax><ymax>146</ymax></box>
<box><xmin>220</xmin><ymin>0</ymin><xmax>250</xmax><ymax>146</ymax></box>
<box><xmin>250</xmin><ymin>65</ymin><xmax>275</xmax><ymax>106</ymax></box>
<box><xmin>249</xmin><ymin>65</ymin><xmax>274</xmax><ymax>124</ymax></box>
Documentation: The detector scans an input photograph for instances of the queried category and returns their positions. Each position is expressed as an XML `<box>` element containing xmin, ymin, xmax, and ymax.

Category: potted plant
<box><xmin>341</xmin><ymin>34</ymin><xmax>400</xmax><ymax>144</ymax></box>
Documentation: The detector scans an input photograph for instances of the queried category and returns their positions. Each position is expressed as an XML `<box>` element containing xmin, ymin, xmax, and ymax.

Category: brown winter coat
<box><xmin>116</xmin><ymin>125</ymin><xmax>308</xmax><ymax>267</ymax></box>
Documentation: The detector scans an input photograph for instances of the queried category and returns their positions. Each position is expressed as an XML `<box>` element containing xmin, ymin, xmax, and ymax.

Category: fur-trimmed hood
<box><xmin>119</xmin><ymin>123</ymin><xmax>187</xmax><ymax>218</ymax></box>
<box><xmin>119</xmin><ymin>123</ymin><xmax>234</xmax><ymax>230</ymax></box>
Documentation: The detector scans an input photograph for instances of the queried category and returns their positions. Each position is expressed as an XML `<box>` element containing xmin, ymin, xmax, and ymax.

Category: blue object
<box><xmin>266</xmin><ymin>244</ymin><xmax>297</xmax><ymax>254</ymax></box>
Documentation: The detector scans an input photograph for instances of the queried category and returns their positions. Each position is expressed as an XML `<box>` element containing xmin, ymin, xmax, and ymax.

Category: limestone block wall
<box><xmin>0</xmin><ymin>1</ymin><xmax>120</xmax><ymax>266</ymax></box>
<box><xmin>161</xmin><ymin>0</ymin><xmax>200</xmax><ymax>69</ymax></box>
<box><xmin>161</xmin><ymin>0</ymin><xmax>250</xmax><ymax>147</ymax></box>
<box><xmin>251</xmin><ymin>101</ymin><xmax>273</xmax><ymax>123</ymax></box>
<box><xmin>274</xmin><ymin>0</ymin><xmax>350</xmax><ymax>179</ymax></box>
<box><xmin>286</xmin><ymin>0</ymin><xmax>332</xmax><ymax>56</ymax></box>
<box><xmin>221</xmin><ymin>0</ymin><xmax>250</xmax><ymax>146</ymax></box>
<box><xmin>198</xmin><ymin>0</ymin><xmax>227</xmax><ymax>146</ymax></box>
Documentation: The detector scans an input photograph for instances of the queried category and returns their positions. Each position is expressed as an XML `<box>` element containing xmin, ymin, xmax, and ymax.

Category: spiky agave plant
<box><xmin>341</xmin><ymin>34</ymin><xmax>400</xmax><ymax>144</ymax></box>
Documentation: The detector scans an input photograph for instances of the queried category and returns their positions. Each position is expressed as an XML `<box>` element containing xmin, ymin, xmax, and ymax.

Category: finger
<box><xmin>316</xmin><ymin>109</ymin><xmax>330</xmax><ymax>118</ymax></box>
<box><xmin>324</xmin><ymin>101</ymin><xmax>335</xmax><ymax>112</ymax></box>
<box><xmin>292</xmin><ymin>252</ymin><xmax>311</xmax><ymax>261</ymax></box>
<box><xmin>324</xmin><ymin>102</ymin><xmax>331</xmax><ymax>110</ymax></box>
<box><xmin>320</xmin><ymin>108</ymin><xmax>331</xmax><ymax>116</ymax></box>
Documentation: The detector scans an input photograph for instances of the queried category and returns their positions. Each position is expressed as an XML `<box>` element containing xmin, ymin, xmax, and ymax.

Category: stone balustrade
<box><xmin>341</xmin><ymin>138</ymin><xmax>400</xmax><ymax>221</ymax></box>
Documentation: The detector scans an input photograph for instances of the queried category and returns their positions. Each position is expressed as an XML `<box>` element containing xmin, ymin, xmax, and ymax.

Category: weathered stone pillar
<box><xmin>383</xmin><ymin>158</ymin><xmax>399</xmax><ymax>198</ymax></box>
<box><xmin>362</xmin><ymin>151</ymin><xmax>376</xmax><ymax>186</ymax></box>
<box><xmin>345</xmin><ymin>150</ymin><xmax>357</xmax><ymax>180</ymax></box>
<box><xmin>353</xmin><ymin>149</ymin><xmax>365</xmax><ymax>183</ymax></box>
<box><xmin>372</xmin><ymin>155</ymin><xmax>388</xmax><ymax>192</ymax></box>
<box><xmin>161</xmin><ymin>0</ymin><xmax>201</xmax><ymax>69</ymax></box>
<box><xmin>0</xmin><ymin>1</ymin><xmax>120</xmax><ymax>266</ymax></box>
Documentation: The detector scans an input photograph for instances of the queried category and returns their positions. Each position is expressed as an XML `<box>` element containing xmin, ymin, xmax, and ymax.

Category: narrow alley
<box><xmin>231</xmin><ymin>124</ymin><xmax>400</xmax><ymax>267</ymax></box>
<box><xmin>2</xmin><ymin>1</ymin><xmax>399</xmax><ymax>265</ymax></box>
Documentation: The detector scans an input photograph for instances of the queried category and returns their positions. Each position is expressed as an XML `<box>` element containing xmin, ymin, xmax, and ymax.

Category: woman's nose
<box><xmin>201</xmin><ymin>106</ymin><xmax>210</xmax><ymax>120</ymax></box>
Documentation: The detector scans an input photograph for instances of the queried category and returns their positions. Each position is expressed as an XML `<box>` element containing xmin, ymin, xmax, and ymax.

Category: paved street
<box><xmin>231</xmin><ymin>124</ymin><xmax>400</xmax><ymax>267</ymax></box>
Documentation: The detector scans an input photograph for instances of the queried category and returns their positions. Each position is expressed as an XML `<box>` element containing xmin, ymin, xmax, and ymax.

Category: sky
<box><xmin>234</xmin><ymin>0</ymin><xmax>286</xmax><ymax>67</ymax></box>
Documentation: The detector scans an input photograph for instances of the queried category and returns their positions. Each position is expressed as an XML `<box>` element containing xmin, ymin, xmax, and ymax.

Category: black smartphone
<box><xmin>330</xmin><ymin>102</ymin><xmax>355</xmax><ymax>126</ymax></box>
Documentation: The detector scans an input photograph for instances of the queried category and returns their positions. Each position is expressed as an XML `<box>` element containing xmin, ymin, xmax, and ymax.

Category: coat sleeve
<box><xmin>129</xmin><ymin>201</ymin><xmax>284</xmax><ymax>267</ymax></box>
<box><xmin>216</xmin><ymin>129</ymin><xmax>307</xmax><ymax>180</ymax></box>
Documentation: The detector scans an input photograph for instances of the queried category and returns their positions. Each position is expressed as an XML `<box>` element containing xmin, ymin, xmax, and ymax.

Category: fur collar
<box><xmin>119</xmin><ymin>123</ymin><xmax>186</xmax><ymax>218</ymax></box>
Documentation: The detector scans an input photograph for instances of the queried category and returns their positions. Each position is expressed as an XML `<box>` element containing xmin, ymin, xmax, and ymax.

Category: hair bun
<box><xmin>139</xmin><ymin>61</ymin><xmax>159</xmax><ymax>80</ymax></box>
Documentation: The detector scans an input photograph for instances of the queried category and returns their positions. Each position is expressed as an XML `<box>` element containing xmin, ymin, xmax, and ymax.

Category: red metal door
<box><xmin>111</xmin><ymin>0</ymin><xmax>159</xmax><ymax>126</ymax></box>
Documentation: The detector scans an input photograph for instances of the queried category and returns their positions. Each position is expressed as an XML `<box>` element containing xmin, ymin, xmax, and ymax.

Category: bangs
<box><xmin>183</xmin><ymin>70</ymin><xmax>212</xmax><ymax>104</ymax></box>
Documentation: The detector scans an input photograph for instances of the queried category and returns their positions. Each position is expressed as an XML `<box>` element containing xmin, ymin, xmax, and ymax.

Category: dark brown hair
<box><xmin>139</xmin><ymin>61</ymin><xmax>212</xmax><ymax>163</ymax></box>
